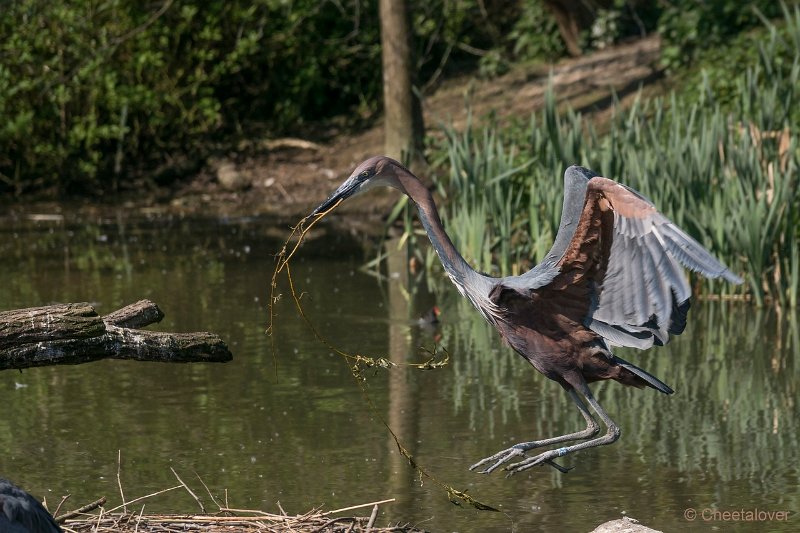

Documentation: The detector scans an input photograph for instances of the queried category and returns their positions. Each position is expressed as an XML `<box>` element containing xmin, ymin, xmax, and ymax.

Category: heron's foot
<box><xmin>470</xmin><ymin>441</ymin><xmax>571</xmax><ymax>474</ymax></box>
<box><xmin>469</xmin><ymin>444</ymin><xmax>531</xmax><ymax>474</ymax></box>
<box><xmin>505</xmin><ymin>447</ymin><xmax>574</xmax><ymax>475</ymax></box>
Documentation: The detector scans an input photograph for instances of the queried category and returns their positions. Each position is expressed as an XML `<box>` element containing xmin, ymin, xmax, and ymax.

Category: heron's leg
<box><xmin>504</xmin><ymin>381</ymin><xmax>620</xmax><ymax>475</ymax></box>
<box><xmin>470</xmin><ymin>387</ymin><xmax>600</xmax><ymax>474</ymax></box>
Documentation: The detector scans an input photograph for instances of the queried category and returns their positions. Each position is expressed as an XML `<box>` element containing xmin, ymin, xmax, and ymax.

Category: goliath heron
<box><xmin>310</xmin><ymin>156</ymin><xmax>741</xmax><ymax>474</ymax></box>
<box><xmin>0</xmin><ymin>478</ymin><xmax>62</xmax><ymax>532</ymax></box>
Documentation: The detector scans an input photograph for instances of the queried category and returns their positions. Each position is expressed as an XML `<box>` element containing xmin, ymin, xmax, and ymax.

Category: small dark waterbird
<box><xmin>310</xmin><ymin>156</ymin><xmax>742</xmax><ymax>474</ymax></box>
<box><xmin>417</xmin><ymin>306</ymin><xmax>441</xmax><ymax>327</ymax></box>
<box><xmin>0</xmin><ymin>478</ymin><xmax>62</xmax><ymax>533</ymax></box>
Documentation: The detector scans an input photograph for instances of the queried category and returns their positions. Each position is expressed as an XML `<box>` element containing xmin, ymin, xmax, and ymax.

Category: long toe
<box><xmin>506</xmin><ymin>449</ymin><xmax>561</xmax><ymax>474</ymax></box>
<box><xmin>470</xmin><ymin>446</ymin><xmax>528</xmax><ymax>473</ymax></box>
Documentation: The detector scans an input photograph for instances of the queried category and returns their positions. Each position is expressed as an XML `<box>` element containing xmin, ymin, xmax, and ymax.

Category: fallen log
<box><xmin>0</xmin><ymin>300</ymin><xmax>232</xmax><ymax>370</ymax></box>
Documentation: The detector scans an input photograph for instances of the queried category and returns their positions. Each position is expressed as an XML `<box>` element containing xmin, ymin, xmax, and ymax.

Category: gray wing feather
<box><xmin>503</xmin><ymin>166</ymin><xmax>741</xmax><ymax>350</ymax></box>
<box><xmin>661</xmin><ymin>223</ymin><xmax>737</xmax><ymax>279</ymax></box>
<box><xmin>589</xmin><ymin>192</ymin><xmax>741</xmax><ymax>348</ymax></box>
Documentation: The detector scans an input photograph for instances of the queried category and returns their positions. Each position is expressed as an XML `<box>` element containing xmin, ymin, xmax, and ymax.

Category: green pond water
<box><xmin>0</xmin><ymin>210</ymin><xmax>797</xmax><ymax>532</ymax></box>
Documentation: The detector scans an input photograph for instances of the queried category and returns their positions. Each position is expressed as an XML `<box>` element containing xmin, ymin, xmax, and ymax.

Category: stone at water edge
<box><xmin>589</xmin><ymin>516</ymin><xmax>662</xmax><ymax>533</ymax></box>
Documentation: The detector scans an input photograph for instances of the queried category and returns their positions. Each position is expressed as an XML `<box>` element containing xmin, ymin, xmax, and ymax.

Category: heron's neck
<box><xmin>396</xmin><ymin>171</ymin><xmax>479</xmax><ymax>285</ymax></box>
<box><xmin>417</xmin><ymin>199</ymin><xmax>476</xmax><ymax>282</ymax></box>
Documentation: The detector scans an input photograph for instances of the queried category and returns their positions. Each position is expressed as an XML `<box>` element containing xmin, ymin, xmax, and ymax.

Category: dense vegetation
<box><xmin>1</xmin><ymin>0</ymin><xmax>792</xmax><ymax>195</ymax></box>
<box><xmin>0</xmin><ymin>0</ymin><xmax>520</xmax><ymax>194</ymax></box>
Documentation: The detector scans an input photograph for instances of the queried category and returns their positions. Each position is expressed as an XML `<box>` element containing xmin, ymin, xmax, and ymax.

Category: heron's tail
<box><xmin>613</xmin><ymin>355</ymin><xmax>674</xmax><ymax>395</ymax></box>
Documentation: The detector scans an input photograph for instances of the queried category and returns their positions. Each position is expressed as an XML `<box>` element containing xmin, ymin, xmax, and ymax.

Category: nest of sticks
<box><xmin>62</xmin><ymin>509</ymin><xmax>424</xmax><ymax>532</ymax></box>
<box><xmin>50</xmin><ymin>463</ymin><xmax>427</xmax><ymax>533</ymax></box>
<box><xmin>59</xmin><ymin>498</ymin><xmax>426</xmax><ymax>533</ymax></box>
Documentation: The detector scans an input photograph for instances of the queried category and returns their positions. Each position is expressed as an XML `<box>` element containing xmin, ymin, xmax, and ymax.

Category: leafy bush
<box><xmin>0</xmin><ymin>0</ymin><xmax>391</xmax><ymax>195</ymax></box>
<box><xmin>673</xmin><ymin>3</ymin><xmax>800</xmax><ymax>126</ymax></box>
<box><xmin>507</xmin><ymin>1</ymin><xmax>566</xmax><ymax>63</ymax></box>
<box><xmin>658</xmin><ymin>0</ymin><xmax>798</xmax><ymax>71</ymax></box>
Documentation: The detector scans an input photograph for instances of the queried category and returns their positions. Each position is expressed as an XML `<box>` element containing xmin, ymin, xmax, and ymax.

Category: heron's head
<box><xmin>311</xmin><ymin>155</ymin><xmax>404</xmax><ymax>216</ymax></box>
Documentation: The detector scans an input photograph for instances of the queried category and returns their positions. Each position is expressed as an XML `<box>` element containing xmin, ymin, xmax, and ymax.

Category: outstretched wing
<box><xmin>502</xmin><ymin>166</ymin><xmax>741</xmax><ymax>350</ymax></box>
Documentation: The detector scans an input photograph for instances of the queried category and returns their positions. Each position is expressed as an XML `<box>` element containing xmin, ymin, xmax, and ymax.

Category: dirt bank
<box><xmin>170</xmin><ymin>35</ymin><xmax>663</xmax><ymax>223</ymax></box>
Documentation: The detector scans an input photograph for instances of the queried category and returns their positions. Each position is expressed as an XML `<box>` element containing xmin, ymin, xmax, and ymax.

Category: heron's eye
<box><xmin>360</xmin><ymin>170</ymin><xmax>370</xmax><ymax>178</ymax></box>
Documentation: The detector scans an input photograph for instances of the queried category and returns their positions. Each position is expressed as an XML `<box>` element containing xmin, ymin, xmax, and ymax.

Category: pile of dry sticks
<box><xmin>52</xmin><ymin>466</ymin><xmax>426</xmax><ymax>533</ymax></box>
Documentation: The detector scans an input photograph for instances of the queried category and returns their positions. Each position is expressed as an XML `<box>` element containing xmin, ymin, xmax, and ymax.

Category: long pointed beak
<box><xmin>310</xmin><ymin>176</ymin><xmax>359</xmax><ymax>217</ymax></box>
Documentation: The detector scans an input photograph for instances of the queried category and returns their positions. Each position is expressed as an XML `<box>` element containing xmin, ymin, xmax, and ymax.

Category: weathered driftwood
<box><xmin>0</xmin><ymin>300</ymin><xmax>232</xmax><ymax>370</ymax></box>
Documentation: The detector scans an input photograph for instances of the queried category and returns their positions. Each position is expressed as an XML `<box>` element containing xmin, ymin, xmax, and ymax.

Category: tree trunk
<box><xmin>379</xmin><ymin>0</ymin><xmax>424</xmax><ymax>166</ymax></box>
<box><xmin>543</xmin><ymin>0</ymin><xmax>609</xmax><ymax>57</ymax></box>
<box><xmin>0</xmin><ymin>300</ymin><xmax>232</xmax><ymax>370</ymax></box>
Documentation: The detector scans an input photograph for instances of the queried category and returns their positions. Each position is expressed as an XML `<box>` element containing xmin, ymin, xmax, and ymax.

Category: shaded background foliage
<box><xmin>658</xmin><ymin>0</ymin><xmax>791</xmax><ymax>71</ymax></box>
<box><xmin>0</xmin><ymin>0</ymin><xmax>516</xmax><ymax>195</ymax></box>
<box><xmin>2</xmin><ymin>0</ymin><xmax>794</xmax><ymax>196</ymax></box>
<box><xmin>0</xmin><ymin>0</ymin><xmax>382</xmax><ymax>194</ymax></box>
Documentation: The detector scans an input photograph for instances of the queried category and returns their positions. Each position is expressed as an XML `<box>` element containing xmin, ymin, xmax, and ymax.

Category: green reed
<box><xmin>410</xmin><ymin>5</ymin><xmax>799</xmax><ymax>307</ymax></box>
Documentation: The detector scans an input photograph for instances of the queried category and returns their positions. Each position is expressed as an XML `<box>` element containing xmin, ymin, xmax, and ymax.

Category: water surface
<box><xmin>0</xmin><ymin>211</ymin><xmax>797</xmax><ymax>531</ymax></box>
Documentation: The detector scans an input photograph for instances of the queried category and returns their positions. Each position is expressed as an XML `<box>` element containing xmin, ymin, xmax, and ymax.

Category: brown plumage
<box><xmin>310</xmin><ymin>156</ymin><xmax>742</xmax><ymax>475</ymax></box>
<box><xmin>491</xmin><ymin>179</ymin><xmax>660</xmax><ymax>391</ymax></box>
